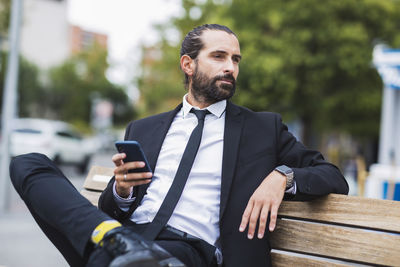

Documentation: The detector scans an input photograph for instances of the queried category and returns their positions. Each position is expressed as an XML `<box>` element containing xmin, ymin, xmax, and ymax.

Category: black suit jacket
<box><xmin>99</xmin><ymin>101</ymin><xmax>348</xmax><ymax>267</ymax></box>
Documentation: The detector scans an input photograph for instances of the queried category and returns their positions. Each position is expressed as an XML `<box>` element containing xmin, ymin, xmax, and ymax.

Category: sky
<box><xmin>67</xmin><ymin>0</ymin><xmax>183</xmax><ymax>88</ymax></box>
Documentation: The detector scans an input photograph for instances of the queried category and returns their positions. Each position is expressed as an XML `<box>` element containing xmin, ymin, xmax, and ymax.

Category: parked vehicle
<box><xmin>10</xmin><ymin>118</ymin><xmax>95</xmax><ymax>173</ymax></box>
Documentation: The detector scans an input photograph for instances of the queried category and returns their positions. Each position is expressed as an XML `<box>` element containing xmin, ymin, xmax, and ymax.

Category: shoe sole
<box><xmin>110</xmin><ymin>256</ymin><xmax>185</xmax><ymax>267</ymax></box>
<box><xmin>109</xmin><ymin>253</ymin><xmax>162</xmax><ymax>267</ymax></box>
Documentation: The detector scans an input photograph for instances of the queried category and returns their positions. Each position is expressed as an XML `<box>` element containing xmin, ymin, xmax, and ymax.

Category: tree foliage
<box><xmin>137</xmin><ymin>40</ymin><xmax>184</xmax><ymax>117</ymax></box>
<box><xmin>48</xmin><ymin>44</ymin><xmax>134</xmax><ymax>127</ymax></box>
<box><xmin>138</xmin><ymin>0</ymin><xmax>400</xmax><ymax>145</ymax></box>
<box><xmin>227</xmin><ymin>0</ymin><xmax>400</xmax><ymax>142</ymax></box>
<box><xmin>0</xmin><ymin>52</ymin><xmax>46</xmax><ymax>117</ymax></box>
<box><xmin>0</xmin><ymin>0</ymin><xmax>10</xmax><ymax>35</ymax></box>
<box><xmin>1</xmin><ymin>0</ymin><xmax>133</xmax><ymax>129</ymax></box>
<box><xmin>1</xmin><ymin>45</ymin><xmax>134</xmax><ymax>129</ymax></box>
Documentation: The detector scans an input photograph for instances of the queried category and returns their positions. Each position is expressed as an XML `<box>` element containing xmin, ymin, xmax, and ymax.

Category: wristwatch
<box><xmin>274</xmin><ymin>165</ymin><xmax>294</xmax><ymax>189</ymax></box>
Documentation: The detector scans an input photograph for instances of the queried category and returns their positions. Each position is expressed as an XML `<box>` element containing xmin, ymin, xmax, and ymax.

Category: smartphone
<box><xmin>115</xmin><ymin>141</ymin><xmax>152</xmax><ymax>174</ymax></box>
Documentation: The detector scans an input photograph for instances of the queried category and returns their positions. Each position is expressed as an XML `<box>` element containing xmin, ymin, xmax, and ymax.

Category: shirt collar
<box><xmin>182</xmin><ymin>94</ymin><xmax>226</xmax><ymax>119</ymax></box>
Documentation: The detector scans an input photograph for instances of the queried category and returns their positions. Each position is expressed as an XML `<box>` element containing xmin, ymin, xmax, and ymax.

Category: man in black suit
<box><xmin>10</xmin><ymin>24</ymin><xmax>348</xmax><ymax>267</ymax></box>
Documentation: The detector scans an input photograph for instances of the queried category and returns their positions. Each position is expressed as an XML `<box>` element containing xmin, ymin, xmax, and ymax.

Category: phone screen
<box><xmin>115</xmin><ymin>141</ymin><xmax>152</xmax><ymax>173</ymax></box>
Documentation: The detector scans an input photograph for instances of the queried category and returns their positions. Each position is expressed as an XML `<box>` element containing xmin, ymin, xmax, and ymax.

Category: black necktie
<box><xmin>142</xmin><ymin>108</ymin><xmax>209</xmax><ymax>240</ymax></box>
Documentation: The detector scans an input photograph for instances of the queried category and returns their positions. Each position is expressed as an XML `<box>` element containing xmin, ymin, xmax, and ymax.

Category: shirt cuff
<box><xmin>285</xmin><ymin>181</ymin><xmax>297</xmax><ymax>195</ymax></box>
<box><xmin>112</xmin><ymin>181</ymin><xmax>135</xmax><ymax>211</ymax></box>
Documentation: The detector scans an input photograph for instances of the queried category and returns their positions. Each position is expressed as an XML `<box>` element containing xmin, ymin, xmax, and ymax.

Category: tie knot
<box><xmin>190</xmin><ymin>108</ymin><xmax>209</xmax><ymax>121</ymax></box>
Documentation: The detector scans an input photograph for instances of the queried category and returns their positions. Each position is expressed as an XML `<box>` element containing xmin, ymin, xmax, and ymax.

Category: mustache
<box><xmin>214</xmin><ymin>73</ymin><xmax>235</xmax><ymax>82</ymax></box>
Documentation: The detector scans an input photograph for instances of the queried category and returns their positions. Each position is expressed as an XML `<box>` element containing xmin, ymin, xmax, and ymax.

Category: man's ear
<box><xmin>180</xmin><ymin>55</ymin><xmax>194</xmax><ymax>77</ymax></box>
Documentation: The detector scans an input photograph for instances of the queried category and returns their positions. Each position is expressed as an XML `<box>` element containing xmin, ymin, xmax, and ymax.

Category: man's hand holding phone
<box><xmin>112</xmin><ymin>141</ymin><xmax>153</xmax><ymax>198</ymax></box>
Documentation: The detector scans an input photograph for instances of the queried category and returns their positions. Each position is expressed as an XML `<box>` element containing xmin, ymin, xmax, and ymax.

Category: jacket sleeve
<box><xmin>274</xmin><ymin>115</ymin><xmax>349</xmax><ymax>201</ymax></box>
<box><xmin>98</xmin><ymin>121</ymin><xmax>138</xmax><ymax>220</ymax></box>
<box><xmin>98</xmin><ymin>177</ymin><xmax>132</xmax><ymax>220</ymax></box>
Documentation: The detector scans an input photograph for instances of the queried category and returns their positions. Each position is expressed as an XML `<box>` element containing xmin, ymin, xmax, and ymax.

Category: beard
<box><xmin>190</xmin><ymin>67</ymin><xmax>236</xmax><ymax>104</ymax></box>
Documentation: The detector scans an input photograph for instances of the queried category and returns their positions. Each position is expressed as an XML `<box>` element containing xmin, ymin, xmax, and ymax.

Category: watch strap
<box><xmin>274</xmin><ymin>165</ymin><xmax>294</xmax><ymax>189</ymax></box>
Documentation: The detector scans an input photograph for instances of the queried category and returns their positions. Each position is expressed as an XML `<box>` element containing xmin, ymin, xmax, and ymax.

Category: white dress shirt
<box><xmin>114</xmin><ymin>95</ymin><xmax>225</xmax><ymax>246</ymax></box>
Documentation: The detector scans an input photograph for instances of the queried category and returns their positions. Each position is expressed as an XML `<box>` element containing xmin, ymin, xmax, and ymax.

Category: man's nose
<box><xmin>223</xmin><ymin>59</ymin><xmax>235</xmax><ymax>74</ymax></box>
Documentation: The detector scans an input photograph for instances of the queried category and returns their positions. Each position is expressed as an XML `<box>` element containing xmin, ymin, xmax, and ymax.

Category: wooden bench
<box><xmin>81</xmin><ymin>166</ymin><xmax>400</xmax><ymax>266</ymax></box>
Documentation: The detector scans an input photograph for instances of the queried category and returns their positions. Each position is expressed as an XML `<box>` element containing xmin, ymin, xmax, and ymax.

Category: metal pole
<box><xmin>0</xmin><ymin>0</ymin><xmax>23</xmax><ymax>212</ymax></box>
<box><xmin>378</xmin><ymin>86</ymin><xmax>395</xmax><ymax>165</ymax></box>
<box><xmin>394</xmin><ymin>90</ymin><xmax>400</xmax><ymax>166</ymax></box>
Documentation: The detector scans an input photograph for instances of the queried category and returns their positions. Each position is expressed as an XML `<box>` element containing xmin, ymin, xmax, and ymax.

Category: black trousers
<box><xmin>10</xmin><ymin>153</ymin><xmax>215</xmax><ymax>267</ymax></box>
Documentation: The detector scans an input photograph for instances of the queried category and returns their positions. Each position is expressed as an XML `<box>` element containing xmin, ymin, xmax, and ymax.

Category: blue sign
<box><xmin>373</xmin><ymin>46</ymin><xmax>400</xmax><ymax>90</ymax></box>
<box><xmin>383</xmin><ymin>182</ymin><xmax>400</xmax><ymax>200</ymax></box>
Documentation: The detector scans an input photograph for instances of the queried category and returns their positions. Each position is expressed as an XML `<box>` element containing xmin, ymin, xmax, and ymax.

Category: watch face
<box><xmin>276</xmin><ymin>165</ymin><xmax>292</xmax><ymax>174</ymax></box>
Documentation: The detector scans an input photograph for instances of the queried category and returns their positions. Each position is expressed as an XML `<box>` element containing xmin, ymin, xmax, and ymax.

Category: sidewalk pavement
<box><xmin>0</xmin><ymin>151</ymin><xmax>115</xmax><ymax>267</ymax></box>
<box><xmin>0</xmin><ymin>175</ymin><xmax>84</xmax><ymax>267</ymax></box>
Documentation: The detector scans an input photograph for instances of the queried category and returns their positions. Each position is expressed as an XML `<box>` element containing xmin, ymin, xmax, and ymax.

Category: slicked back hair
<box><xmin>180</xmin><ymin>24</ymin><xmax>237</xmax><ymax>88</ymax></box>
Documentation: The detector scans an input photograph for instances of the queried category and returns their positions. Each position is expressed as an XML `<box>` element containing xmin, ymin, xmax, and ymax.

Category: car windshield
<box><xmin>56</xmin><ymin>131</ymin><xmax>82</xmax><ymax>140</ymax></box>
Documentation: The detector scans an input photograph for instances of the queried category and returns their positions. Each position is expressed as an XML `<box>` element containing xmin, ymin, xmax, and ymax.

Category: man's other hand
<box><xmin>239</xmin><ymin>171</ymin><xmax>286</xmax><ymax>239</ymax></box>
<box><xmin>112</xmin><ymin>153</ymin><xmax>153</xmax><ymax>198</ymax></box>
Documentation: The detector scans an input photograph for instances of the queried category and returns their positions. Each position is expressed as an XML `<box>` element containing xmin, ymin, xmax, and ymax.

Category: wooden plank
<box><xmin>81</xmin><ymin>189</ymin><xmax>102</xmax><ymax>206</ymax></box>
<box><xmin>83</xmin><ymin>165</ymin><xmax>114</xmax><ymax>191</ymax></box>
<box><xmin>270</xmin><ymin>219</ymin><xmax>400</xmax><ymax>266</ymax></box>
<box><xmin>279</xmin><ymin>194</ymin><xmax>400</xmax><ymax>232</ymax></box>
<box><xmin>271</xmin><ymin>251</ymin><xmax>352</xmax><ymax>267</ymax></box>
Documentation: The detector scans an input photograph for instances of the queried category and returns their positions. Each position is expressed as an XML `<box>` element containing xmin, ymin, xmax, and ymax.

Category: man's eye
<box><xmin>214</xmin><ymin>54</ymin><xmax>222</xmax><ymax>58</ymax></box>
<box><xmin>233</xmin><ymin>57</ymin><xmax>241</xmax><ymax>63</ymax></box>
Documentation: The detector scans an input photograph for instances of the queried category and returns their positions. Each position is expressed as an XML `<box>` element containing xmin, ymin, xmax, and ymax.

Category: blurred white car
<box><xmin>11</xmin><ymin>118</ymin><xmax>95</xmax><ymax>173</ymax></box>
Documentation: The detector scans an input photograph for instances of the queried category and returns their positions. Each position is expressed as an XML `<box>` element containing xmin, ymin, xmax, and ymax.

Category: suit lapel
<box><xmin>220</xmin><ymin>102</ymin><xmax>244</xmax><ymax>220</ymax></box>
<box><xmin>146</xmin><ymin>103</ymin><xmax>182</xmax><ymax>172</ymax></box>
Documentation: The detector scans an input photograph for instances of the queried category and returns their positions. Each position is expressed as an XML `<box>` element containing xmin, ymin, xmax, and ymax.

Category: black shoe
<box><xmin>98</xmin><ymin>227</ymin><xmax>185</xmax><ymax>267</ymax></box>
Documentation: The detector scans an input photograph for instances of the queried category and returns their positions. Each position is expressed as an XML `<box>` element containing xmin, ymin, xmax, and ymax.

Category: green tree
<box><xmin>227</xmin><ymin>0</ymin><xmax>400</xmax><ymax>145</ymax></box>
<box><xmin>138</xmin><ymin>0</ymin><xmax>400</xmax><ymax>147</ymax></box>
<box><xmin>0</xmin><ymin>0</ymin><xmax>10</xmax><ymax>34</ymax></box>
<box><xmin>0</xmin><ymin>0</ymin><xmax>10</xmax><ymax>110</ymax></box>
<box><xmin>48</xmin><ymin>44</ymin><xmax>134</xmax><ymax>127</ymax></box>
<box><xmin>137</xmin><ymin>40</ymin><xmax>184</xmax><ymax>117</ymax></box>
<box><xmin>18</xmin><ymin>57</ymin><xmax>47</xmax><ymax>117</ymax></box>
<box><xmin>0</xmin><ymin>52</ymin><xmax>46</xmax><ymax>117</ymax></box>
<box><xmin>1</xmin><ymin>0</ymin><xmax>47</xmax><ymax>120</ymax></box>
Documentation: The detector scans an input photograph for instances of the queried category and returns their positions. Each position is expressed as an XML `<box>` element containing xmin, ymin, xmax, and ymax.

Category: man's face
<box><xmin>189</xmin><ymin>30</ymin><xmax>241</xmax><ymax>104</ymax></box>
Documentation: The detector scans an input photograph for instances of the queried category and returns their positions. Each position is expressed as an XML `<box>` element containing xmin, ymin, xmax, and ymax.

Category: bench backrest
<box><xmin>81</xmin><ymin>166</ymin><xmax>400</xmax><ymax>266</ymax></box>
<box><xmin>270</xmin><ymin>194</ymin><xmax>400</xmax><ymax>266</ymax></box>
<box><xmin>80</xmin><ymin>166</ymin><xmax>114</xmax><ymax>206</ymax></box>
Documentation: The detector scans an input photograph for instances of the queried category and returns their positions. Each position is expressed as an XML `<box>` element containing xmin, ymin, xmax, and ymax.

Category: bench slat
<box><xmin>83</xmin><ymin>166</ymin><xmax>113</xmax><ymax>191</ymax></box>
<box><xmin>279</xmin><ymin>194</ymin><xmax>400</xmax><ymax>232</ymax></box>
<box><xmin>271</xmin><ymin>251</ymin><xmax>351</xmax><ymax>267</ymax></box>
<box><xmin>270</xmin><ymin>219</ymin><xmax>400</xmax><ymax>266</ymax></box>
